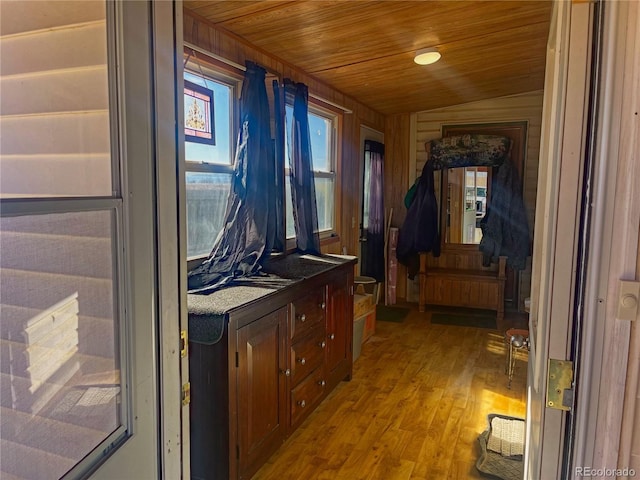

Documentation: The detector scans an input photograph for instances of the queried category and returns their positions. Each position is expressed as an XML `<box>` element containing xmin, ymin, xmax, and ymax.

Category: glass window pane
<box><xmin>315</xmin><ymin>176</ymin><xmax>334</xmax><ymax>232</ymax></box>
<box><xmin>184</xmin><ymin>72</ymin><xmax>233</xmax><ymax>166</ymax></box>
<box><xmin>186</xmin><ymin>172</ymin><xmax>232</xmax><ymax>258</ymax></box>
<box><xmin>285</xmin><ymin>175</ymin><xmax>334</xmax><ymax>239</ymax></box>
<box><xmin>284</xmin><ymin>104</ymin><xmax>336</xmax><ymax>238</ymax></box>
<box><xmin>285</xmin><ymin>177</ymin><xmax>295</xmax><ymax>239</ymax></box>
<box><xmin>308</xmin><ymin>112</ymin><xmax>331</xmax><ymax>172</ymax></box>
<box><xmin>0</xmin><ymin>211</ymin><xmax>120</xmax><ymax>479</ymax></box>
<box><xmin>0</xmin><ymin>3</ymin><xmax>111</xmax><ymax>199</ymax></box>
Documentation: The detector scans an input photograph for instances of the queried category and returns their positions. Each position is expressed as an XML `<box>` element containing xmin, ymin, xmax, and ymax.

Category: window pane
<box><xmin>0</xmin><ymin>211</ymin><xmax>121</xmax><ymax>479</ymax></box>
<box><xmin>284</xmin><ymin>105</ymin><xmax>335</xmax><ymax>238</ymax></box>
<box><xmin>315</xmin><ymin>176</ymin><xmax>334</xmax><ymax>232</ymax></box>
<box><xmin>308</xmin><ymin>112</ymin><xmax>331</xmax><ymax>172</ymax></box>
<box><xmin>186</xmin><ymin>172</ymin><xmax>232</xmax><ymax>258</ymax></box>
<box><xmin>283</xmin><ymin>107</ymin><xmax>331</xmax><ymax>172</ymax></box>
<box><xmin>285</xmin><ymin>175</ymin><xmax>334</xmax><ymax>239</ymax></box>
<box><xmin>184</xmin><ymin>72</ymin><xmax>233</xmax><ymax>165</ymax></box>
<box><xmin>0</xmin><ymin>4</ymin><xmax>111</xmax><ymax>198</ymax></box>
<box><xmin>285</xmin><ymin>177</ymin><xmax>295</xmax><ymax>239</ymax></box>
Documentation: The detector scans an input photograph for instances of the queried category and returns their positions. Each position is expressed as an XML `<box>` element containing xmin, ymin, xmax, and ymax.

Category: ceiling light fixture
<box><xmin>414</xmin><ymin>47</ymin><xmax>441</xmax><ymax>65</ymax></box>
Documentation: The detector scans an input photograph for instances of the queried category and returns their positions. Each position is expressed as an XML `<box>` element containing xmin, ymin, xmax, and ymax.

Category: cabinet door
<box><xmin>326</xmin><ymin>271</ymin><xmax>354</xmax><ymax>388</ymax></box>
<box><xmin>236</xmin><ymin>307</ymin><xmax>288</xmax><ymax>480</ymax></box>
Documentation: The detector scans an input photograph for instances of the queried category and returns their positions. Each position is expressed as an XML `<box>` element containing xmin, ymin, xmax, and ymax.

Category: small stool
<box><xmin>504</xmin><ymin>328</ymin><xmax>529</xmax><ymax>389</ymax></box>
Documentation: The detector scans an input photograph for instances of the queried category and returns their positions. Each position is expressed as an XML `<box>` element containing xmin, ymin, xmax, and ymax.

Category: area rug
<box><xmin>476</xmin><ymin>414</ymin><xmax>525</xmax><ymax>480</ymax></box>
<box><xmin>376</xmin><ymin>305</ymin><xmax>410</xmax><ymax>323</ymax></box>
<box><xmin>430</xmin><ymin>308</ymin><xmax>497</xmax><ymax>329</ymax></box>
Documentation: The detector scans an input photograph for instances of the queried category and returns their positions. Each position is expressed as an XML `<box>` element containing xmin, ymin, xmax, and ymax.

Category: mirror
<box><xmin>443</xmin><ymin>166</ymin><xmax>490</xmax><ymax>244</ymax></box>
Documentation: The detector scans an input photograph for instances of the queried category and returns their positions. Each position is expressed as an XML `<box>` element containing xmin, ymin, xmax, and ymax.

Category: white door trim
<box><xmin>525</xmin><ymin>1</ymin><xmax>594</xmax><ymax>478</ymax></box>
<box><xmin>576</xmin><ymin>0</ymin><xmax>640</xmax><ymax>473</ymax></box>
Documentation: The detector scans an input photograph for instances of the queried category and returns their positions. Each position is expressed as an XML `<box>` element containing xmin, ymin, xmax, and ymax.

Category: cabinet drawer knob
<box><xmin>281</xmin><ymin>368</ymin><xmax>291</xmax><ymax>377</ymax></box>
<box><xmin>320</xmin><ymin>302</ymin><xmax>326</xmax><ymax>310</ymax></box>
<box><xmin>319</xmin><ymin>341</ymin><xmax>326</xmax><ymax>348</ymax></box>
<box><xmin>297</xmin><ymin>400</ymin><xmax>306</xmax><ymax>408</ymax></box>
<box><xmin>298</xmin><ymin>313</ymin><xmax>306</xmax><ymax>322</ymax></box>
<box><xmin>329</xmin><ymin>333</ymin><xmax>335</xmax><ymax>340</ymax></box>
<box><xmin>318</xmin><ymin>380</ymin><xmax>326</xmax><ymax>387</ymax></box>
<box><xmin>297</xmin><ymin>357</ymin><xmax>306</xmax><ymax>365</ymax></box>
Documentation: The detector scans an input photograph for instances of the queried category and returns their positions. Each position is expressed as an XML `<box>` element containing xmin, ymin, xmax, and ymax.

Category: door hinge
<box><xmin>181</xmin><ymin>382</ymin><xmax>191</xmax><ymax>406</ymax></box>
<box><xmin>546</xmin><ymin>359</ymin><xmax>574</xmax><ymax>411</ymax></box>
<box><xmin>180</xmin><ymin>330</ymin><xmax>188</xmax><ymax>358</ymax></box>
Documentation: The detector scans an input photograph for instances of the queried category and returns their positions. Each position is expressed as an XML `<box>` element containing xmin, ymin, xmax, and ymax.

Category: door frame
<box><xmin>525</xmin><ymin>0</ymin><xmax>640</xmax><ymax>477</ymax></box>
<box><xmin>358</xmin><ymin>125</ymin><xmax>384</xmax><ymax>273</ymax></box>
<box><xmin>524</xmin><ymin>0</ymin><xmax>593</xmax><ymax>478</ymax></box>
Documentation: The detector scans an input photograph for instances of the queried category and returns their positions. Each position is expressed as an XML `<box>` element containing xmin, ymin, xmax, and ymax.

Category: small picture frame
<box><xmin>184</xmin><ymin>80</ymin><xmax>215</xmax><ymax>145</ymax></box>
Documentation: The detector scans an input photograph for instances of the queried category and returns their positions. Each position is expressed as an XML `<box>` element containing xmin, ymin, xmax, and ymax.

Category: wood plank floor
<box><xmin>253</xmin><ymin>305</ymin><xmax>528</xmax><ymax>480</ymax></box>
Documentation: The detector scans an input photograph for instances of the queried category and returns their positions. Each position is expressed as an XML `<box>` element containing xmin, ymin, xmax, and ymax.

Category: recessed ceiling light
<box><xmin>414</xmin><ymin>47</ymin><xmax>441</xmax><ymax>65</ymax></box>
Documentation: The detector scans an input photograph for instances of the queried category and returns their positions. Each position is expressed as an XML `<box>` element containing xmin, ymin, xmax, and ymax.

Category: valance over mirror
<box><xmin>428</xmin><ymin>134</ymin><xmax>511</xmax><ymax>170</ymax></box>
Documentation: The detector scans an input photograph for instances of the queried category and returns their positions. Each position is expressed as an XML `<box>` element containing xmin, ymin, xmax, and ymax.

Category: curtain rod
<box><xmin>184</xmin><ymin>42</ymin><xmax>353</xmax><ymax>114</ymax></box>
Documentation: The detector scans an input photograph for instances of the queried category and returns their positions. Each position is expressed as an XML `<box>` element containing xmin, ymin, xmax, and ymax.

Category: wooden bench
<box><xmin>418</xmin><ymin>250</ymin><xmax>506</xmax><ymax>323</ymax></box>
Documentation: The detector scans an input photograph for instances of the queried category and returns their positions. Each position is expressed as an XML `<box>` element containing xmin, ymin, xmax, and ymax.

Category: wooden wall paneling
<box><xmin>384</xmin><ymin>114</ymin><xmax>412</xmax><ymax>300</ymax></box>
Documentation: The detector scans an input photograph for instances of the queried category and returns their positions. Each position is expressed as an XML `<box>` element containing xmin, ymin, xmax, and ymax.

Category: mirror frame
<box><xmin>437</xmin><ymin>122</ymin><xmax>529</xmax><ymax>309</ymax></box>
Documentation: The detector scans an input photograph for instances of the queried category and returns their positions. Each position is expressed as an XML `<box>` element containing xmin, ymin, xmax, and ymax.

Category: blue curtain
<box><xmin>188</xmin><ymin>62</ymin><xmax>278</xmax><ymax>293</ymax></box>
<box><xmin>361</xmin><ymin>140</ymin><xmax>385</xmax><ymax>281</ymax></box>
<box><xmin>283</xmin><ymin>79</ymin><xmax>321</xmax><ymax>254</ymax></box>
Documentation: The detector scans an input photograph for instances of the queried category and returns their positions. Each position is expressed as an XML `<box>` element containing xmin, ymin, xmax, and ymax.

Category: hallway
<box><xmin>253</xmin><ymin>305</ymin><xmax>528</xmax><ymax>479</ymax></box>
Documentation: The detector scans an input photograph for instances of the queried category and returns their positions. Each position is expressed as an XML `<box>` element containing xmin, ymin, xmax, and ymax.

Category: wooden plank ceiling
<box><xmin>184</xmin><ymin>1</ymin><xmax>552</xmax><ymax>115</ymax></box>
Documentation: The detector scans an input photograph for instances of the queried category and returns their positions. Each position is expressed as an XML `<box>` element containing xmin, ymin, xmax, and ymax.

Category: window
<box><xmin>0</xmin><ymin>2</ymin><xmax>130</xmax><ymax>477</ymax></box>
<box><xmin>284</xmin><ymin>104</ymin><xmax>337</xmax><ymax>240</ymax></box>
<box><xmin>183</xmin><ymin>69</ymin><xmax>238</xmax><ymax>258</ymax></box>
<box><xmin>183</xmin><ymin>60</ymin><xmax>340</xmax><ymax>258</ymax></box>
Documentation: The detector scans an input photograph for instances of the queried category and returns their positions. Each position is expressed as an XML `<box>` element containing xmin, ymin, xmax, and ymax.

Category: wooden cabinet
<box><xmin>236</xmin><ymin>307</ymin><xmax>288</xmax><ymax>479</ymax></box>
<box><xmin>326</xmin><ymin>270</ymin><xmax>354</xmax><ymax>390</ymax></box>
<box><xmin>189</xmin><ymin>258</ymin><xmax>355</xmax><ymax>480</ymax></box>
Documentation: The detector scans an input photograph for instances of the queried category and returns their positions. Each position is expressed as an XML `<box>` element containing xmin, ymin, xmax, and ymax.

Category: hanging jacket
<box><xmin>397</xmin><ymin>159</ymin><xmax>441</xmax><ymax>279</ymax></box>
<box><xmin>479</xmin><ymin>158</ymin><xmax>530</xmax><ymax>270</ymax></box>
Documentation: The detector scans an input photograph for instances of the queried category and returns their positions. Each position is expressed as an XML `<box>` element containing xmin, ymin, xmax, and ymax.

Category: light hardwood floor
<box><xmin>253</xmin><ymin>305</ymin><xmax>528</xmax><ymax>480</ymax></box>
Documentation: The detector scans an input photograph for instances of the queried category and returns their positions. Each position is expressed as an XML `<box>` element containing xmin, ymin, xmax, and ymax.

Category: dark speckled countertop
<box><xmin>188</xmin><ymin>253</ymin><xmax>356</xmax><ymax>345</ymax></box>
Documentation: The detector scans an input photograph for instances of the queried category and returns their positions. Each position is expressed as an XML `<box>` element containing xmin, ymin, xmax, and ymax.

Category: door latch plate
<box><xmin>547</xmin><ymin>359</ymin><xmax>573</xmax><ymax>411</ymax></box>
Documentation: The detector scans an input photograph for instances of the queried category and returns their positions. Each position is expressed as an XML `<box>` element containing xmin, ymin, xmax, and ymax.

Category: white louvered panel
<box><xmin>0</xmin><ymin>154</ymin><xmax>112</xmax><ymax>198</ymax></box>
<box><xmin>0</xmin><ymin>4</ymin><xmax>110</xmax><ymax>199</ymax></box>
<box><xmin>0</xmin><ymin>112</ymin><xmax>109</xmax><ymax>155</ymax></box>
<box><xmin>0</xmin><ymin>1</ymin><xmax>105</xmax><ymax>37</ymax></box>
<box><xmin>1</xmin><ymin>67</ymin><xmax>108</xmax><ymax>116</ymax></box>
<box><xmin>0</xmin><ymin>22</ymin><xmax>107</xmax><ymax>76</ymax></box>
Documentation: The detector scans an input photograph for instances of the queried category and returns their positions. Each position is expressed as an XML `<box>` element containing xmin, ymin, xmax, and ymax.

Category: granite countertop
<box><xmin>188</xmin><ymin>253</ymin><xmax>356</xmax><ymax>345</ymax></box>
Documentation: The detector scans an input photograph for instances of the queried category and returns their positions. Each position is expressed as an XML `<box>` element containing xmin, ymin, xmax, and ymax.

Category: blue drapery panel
<box><xmin>283</xmin><ymin>79</ymin><xmax>321</xmax><ymax>254</ymax></box>
<box><xmin>188</xmin><ymin>62</ymin><xmax>278</xmax><ymax>293</ymax></box>
<box><xmin>361</xmin><ymin>140</ymin><xmax>385</xmax><ymax>282</ymax></box>
<box><xmin>272</xmin><ymin>79</ymin><xmax>286</xmax><ymax>252</ymax></box>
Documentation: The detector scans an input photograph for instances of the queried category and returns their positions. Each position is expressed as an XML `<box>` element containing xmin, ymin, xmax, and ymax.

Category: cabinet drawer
<box><xmin>290</xmin><ymin>327</ymin><xmax>326</xmax><ymax>386</ymax></box>
<box><xmin>290</xmin><ymin>366</ymin><xmax>326</xmax><ymax>427</ymax></box>
<box><xmin>291</xmin><ymin>289</ymin><xmax>326</xmax><ymax>342</ymax></box>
